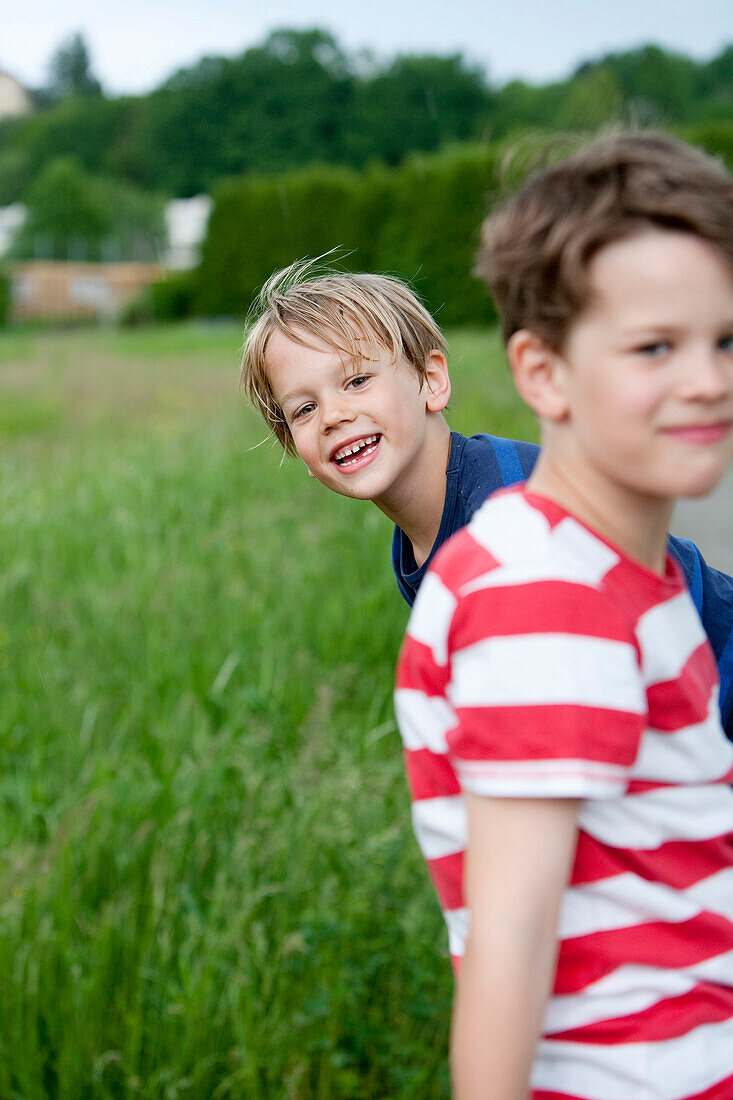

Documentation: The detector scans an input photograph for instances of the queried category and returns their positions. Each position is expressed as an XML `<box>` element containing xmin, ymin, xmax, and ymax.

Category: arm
<box><xmin>452</xmin><ymin>794</ymin><xmax>580</xmax><ymax>1100</ymax></box>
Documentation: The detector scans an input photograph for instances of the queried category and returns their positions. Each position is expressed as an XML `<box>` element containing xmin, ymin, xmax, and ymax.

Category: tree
<box><xmin>593</xmin><ymin>45</ymin><xmax>698</xmax><ymax>123</ymax></box>
<box><xmin>125</xmin><ymin>28</ymin><xmax>356</xmax><ymax>193</ymax></box>
<box><xmin>12</xmin><ymin>157</ymin><xmax>110</xmax><ymax>259</ymax></box>
<box><xmin>555</xmin><ymin>64</ymin><xmax>624</xmax><ymax>130</ymax></box>
<box><xmin>10</xmin><ymin>157</ymin><xmax>164</xmax><ymax>262</ymax></box>
<box><xmin>47</xmin><ymin>32</ymin><xmax>102</xmax><ymax>100</ymax></box>
<box><xmin>349</xmin><ymin>54</ymin><xmax>490</xmax><ymax>165</ymax></box>
<box><xmin>0</xmin><ymin>31</ymin><xmax>729</xmax><ymax>200</ymax></box>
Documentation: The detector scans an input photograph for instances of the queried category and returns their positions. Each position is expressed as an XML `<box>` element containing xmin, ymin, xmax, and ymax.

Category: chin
<box><xmin>673</xmin><ymin>471</ymin><xmax>730</xmax><ymax>500</ymax></box>
<box><xmin>678</xmin><ymin>483</ymin><xmax>726</xmax><ymax>501</ymax></box>
<box><xmin>338</xmin><ymin>480</ymin><xmax>385</xmax><ymax>502</ymax></box>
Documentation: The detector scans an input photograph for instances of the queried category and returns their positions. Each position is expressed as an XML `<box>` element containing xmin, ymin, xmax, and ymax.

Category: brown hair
<box><xmin>241</xmin><ymin>259</ymin><xmax>447</xmax><ymax>455</ymax></box>
<box><xmin>477</xmin><ymin>131</ymin><xmax>733</xmax><ymax>349</ymax></box>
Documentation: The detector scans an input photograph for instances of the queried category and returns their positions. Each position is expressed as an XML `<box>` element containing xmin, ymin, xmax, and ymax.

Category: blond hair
<box><xmin>477</xmin><ymin>131</ymin><xmax>733</xmax><ymax>349</ymax></box>
<box><xmin>241</xmin><ymin>259</ymin><xmax>447</xmax><ymax>455</ymax></box>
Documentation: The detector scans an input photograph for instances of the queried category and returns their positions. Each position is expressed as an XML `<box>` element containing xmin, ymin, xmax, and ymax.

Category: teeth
<box><xmin>334</xmin><ymin>435</ymin><xmax>378</xmax><ymax>463</ymax></box>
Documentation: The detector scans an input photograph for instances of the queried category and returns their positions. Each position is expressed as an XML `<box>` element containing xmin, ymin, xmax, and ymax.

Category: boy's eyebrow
<box><xmin>276</xmin><ymin>358</ymin><xmax>362</xmax><ymax>406</ymax></box>
<box><xmin>619</xmin><ymin>318</ymin><xmax>733</xmax><ymax>336</ymax></box>
<box><xmin>276</xmin><ymin>389</ymin><xmax>304</xmax><ymax>407</ymax></box>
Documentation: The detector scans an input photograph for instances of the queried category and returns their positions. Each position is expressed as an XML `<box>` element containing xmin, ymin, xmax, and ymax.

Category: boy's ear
<box><xmin>424</xmin><ymin>350</ymin><xmax>451</xmax><ymax>412</ymax></box>
<box><xmin>507</xmin><ymin>330</ymin><xmax>569</xmax><ymax>422</ymax></box>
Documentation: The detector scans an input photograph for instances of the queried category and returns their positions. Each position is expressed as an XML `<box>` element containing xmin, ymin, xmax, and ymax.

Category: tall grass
<box><xmin>0</xmin><ymin>324</ymin><xmax>535</xmax><ymax>1098</ymax></box>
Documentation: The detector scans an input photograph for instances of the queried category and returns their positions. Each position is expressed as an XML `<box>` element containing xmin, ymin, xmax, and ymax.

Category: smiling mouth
<box><xmin>662</xmin><ymin>421</ymin><xmax>733</xmax><ymax>444</ymax></box>
<box><xmin>332</xmin><ymin>434</ymin><xmax>381</xmax><ymax>467</ymax></box>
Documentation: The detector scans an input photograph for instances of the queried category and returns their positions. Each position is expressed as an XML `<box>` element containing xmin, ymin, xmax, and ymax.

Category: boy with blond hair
<box><xmin>395</xmin><ymin>132</ymin><xmax>733</xmax><ymax>1098</ymax></box>
<box><xmin>241</xmin><ymin>255</ymin><xmax>733</xmax><ymax>738</ymax></box>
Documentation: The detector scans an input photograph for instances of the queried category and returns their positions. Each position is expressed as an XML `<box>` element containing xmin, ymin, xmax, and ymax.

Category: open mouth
<box><xmin>332</xmin><ymin>434</ymin><xmax>381</xmax><ymax>467</ymax></box>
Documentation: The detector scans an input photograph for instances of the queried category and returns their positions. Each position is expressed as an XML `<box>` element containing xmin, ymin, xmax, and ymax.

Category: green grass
<box><xmin>0</xmin><ymin>323</ymin><xmax>536</xmax><ymax>1098</ymax></box>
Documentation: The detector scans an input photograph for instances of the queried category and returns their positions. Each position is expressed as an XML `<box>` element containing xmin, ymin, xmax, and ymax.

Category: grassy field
<box><xmin>0</xmin><ymin>323</ymin><xmax>536</xmax><ymax>1099</ymax></box>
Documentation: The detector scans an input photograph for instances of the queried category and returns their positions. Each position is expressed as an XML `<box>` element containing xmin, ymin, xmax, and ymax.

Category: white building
<box><xmin>163</xmin><ymin>195</ymin><xmax>213</xmax><ymax>269</ymax></box>
<box><xmin>0</xmin><ymin>195</ymin><xmax>213</xmax><ymax>266</ymax></box>
<box><xmin>0</xmin><ymin>71</ymin><xmax>33</xmax><ymax>120</ymax></box>
<box><xmin>0</xmin><ymin>204</ymin><xmax>25</xmax><ymax>257</ymax></box>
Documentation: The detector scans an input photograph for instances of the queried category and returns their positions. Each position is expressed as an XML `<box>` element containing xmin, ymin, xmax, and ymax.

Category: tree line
<box><xmin>1</xmin><ymin>27</ymin><xmax>731</xmax><ymax>284</ymax></box>
<box><xmin>1</xmin><ymin>28</ymin><xmax>731</xmax><ymax>205</ymax></box>
<box><xmin>130</xmin><ymin>117</ymin><xmax>733</xmax><ymax>330</ymax></box>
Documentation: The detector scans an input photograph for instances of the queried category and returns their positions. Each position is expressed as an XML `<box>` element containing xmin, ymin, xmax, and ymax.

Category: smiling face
<box><xmin>265</xmin><ymin>327</ymin><xmax>450</xmax><ymax>511</ymax></box>
<box><xmin>531</xmin><ymin>230</ymin><xmax>733</xmax><ymax>523</ymax></box>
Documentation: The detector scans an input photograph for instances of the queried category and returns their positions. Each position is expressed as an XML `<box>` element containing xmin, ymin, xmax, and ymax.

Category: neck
<box><xmin>527</xmin><ymin>451</ymin><xmax>674</xmax><ymax>573</ymax></box>
<box><xmin>374</xmin><ymin>418</ymin><xmax>452</xmax><ymax>567</ymax></box>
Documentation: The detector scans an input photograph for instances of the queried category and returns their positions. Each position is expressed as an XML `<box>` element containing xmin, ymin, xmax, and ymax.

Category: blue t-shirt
<box><xmin>392</xmin><ymin>432</ymin><xmax>733</xmax><ymax>740</ymax></box>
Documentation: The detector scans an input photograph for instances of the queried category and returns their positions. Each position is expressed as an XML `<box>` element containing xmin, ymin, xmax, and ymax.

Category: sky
<box><xmin>4</xmin><ymin>0</ymin><xmax>732</xmax><ymax>95</ymax></box>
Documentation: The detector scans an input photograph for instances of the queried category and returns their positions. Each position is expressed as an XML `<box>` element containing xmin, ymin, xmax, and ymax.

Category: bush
<box><xmin>370</xmin><ymin>143</ymin><xmax>500</xmax><ymax>325</ymax></box>
<box><xmin>679</xmin><ymin>119</ymin><xmax>733</xmax><ymax>170</ymax></box>
<box><xmin>150</xmin><ymin>269</ymin><xmax>198</xmax><ymax>321</ymax></box>
<box><xmin>196</xmin><ymin>144</ymin><xmax>502</xmax><ymax>324</ymax></box>
<box><xmin>195</xmin><ymin>121</ymin><xmax>733</xmax><ymax>326</ymax></box>
<box><xmin>0</xmin><ymin>269</ymin><xmax>10</xmax><ymax>328</ymax></box>
<box><xmin>196</xmin><ymin>164</ymin><xmax>372</xmax><ymax>318</ymax></box>
<box><xmin>120</xmin><ymin>270</ymin><xmax>198</xmax><ymax>326</ymax></box>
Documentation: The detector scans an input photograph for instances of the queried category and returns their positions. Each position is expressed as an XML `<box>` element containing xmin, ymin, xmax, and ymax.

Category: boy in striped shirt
<box><xmin>395</xmin><ymin>133</ymin><xmax>733</xmax><ymax>1099</ymax></box>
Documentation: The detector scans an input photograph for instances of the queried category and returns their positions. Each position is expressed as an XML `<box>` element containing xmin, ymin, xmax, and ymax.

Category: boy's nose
<box><xmin>321</xmin><ymin>396</ymin><xmax>355</xmax><ymax>429</ymax></box>
<box><xmin>680</xmin><ymin>348</ymin><xmax>733</xmax><ymax>402</ymax></box>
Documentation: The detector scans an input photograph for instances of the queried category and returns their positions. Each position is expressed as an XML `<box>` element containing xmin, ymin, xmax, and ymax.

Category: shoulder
<box><xmin>454</xmin><ymin>433</ymin><xmax>539</xmax><ymax>494</ymax></box>
<box><xmin>668</xmin><ymin>534</ymin><xmax>733</xmax><ymax>619</ymax></box>
<box><xmin>408</xmin><ymin>491</ymin><xmax>635</xmax><ymax>662</ymax></box>
<box><xmin>659</xmin><ymin>537</ymin><xmax>733</xmax><ymax>735</ymax></box>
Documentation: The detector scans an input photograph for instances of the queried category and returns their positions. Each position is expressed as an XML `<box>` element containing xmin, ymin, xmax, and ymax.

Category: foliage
<box><xmin>9</xmin><ymin>156</ymin><xmax>165</xmax><ymax>262</ymax></box>
<box><xmin>577</xmin><ymin>45</ymin><xmax>698</xmax><ymax>125</ymax></box>
<box><xmin>677</xmin><ymin>119</ymin><xmax>733</xmax><ymax>170</ymax></box>
<box><xmin>113</xmin><ymin>30</ymin><xmax>490</xmax><ymax>196</ymax></box>
<box><xmin>196</xmin><ymin>163</ymin><xmax>374</xmax><ymax>316</ymax></box>
<box><xmin>0</xmin><ymin>96</ymin><xmax>138</xmax><ymax>199</ymax></box>
<box><xmin>193</xmin><ymin>115</ymin><xmax>733</xmax><ymax>326</ymax></box>
<box><xmin>576</xmin><ymin>43</ymin><xmax>733</xmax><ymax>127</ymax></box>
<box><xmin>371</xmin><ymin>144</ymin><xmax>500</xmax><ymax>325</ymax></box>
<box><xmin>0</xmin><ymin>147</ymin><xmax>31</xmax><ymax>206</ymax></box>
<box><xmin>149</xmin><ymin>270</ymin><xmax>199</xmax><ymax>322</ymax></box>
<box><xmin>482</xmin><ymin>78</ymin><xmax>567</xmax><ymax>139</ymax></box>
<box><xmin>196</xmin><ymin>142</ymin><xmax>501</xmax><ymax>325</ymax></box>
<box><xmin>195</xmin><ymin>147</ymin><xmax>488</xmax><ymax>323</ymax></box>
<box><xmin>693</xmin><ymin>46</ymin><xmax>733</xmax><ymax>121</ymax></box>
<box><xmin>116</xmin><ymin>29</ymin><xmax>358</xmax><ymax>195</ymax></box>
<box><xmin>554</xmin><ymin>64</ymin><xmax>624</xmax><ymax>131</ymax></box>
<box><xmin>0</xmin><ymin>268</ymin><xmax>9</xmax><ymax>327</ymax></box>
<box><xmin>3</xmin><ymin>30</ymin><xmax>729</xmax><ymax>204</ymax></box>
<box><xmin>121</xmin><ymin>271</ymin><xmax>199</xmax><ymax>326</ymax></box>
<box><xmin>346</xmin><ymin>54</ymin><xmax>490</xmax><ymax>166</ymax></box>
<box><xmin>45</xmin><ymin>32</ymin><xmax>103</xmax><ymax>101</ymax></box>
<box><xmin>0</xmin><ymin>323</ymin><xmax>538</xmax><ymax>1096</ymax></box>
<box><xmin>10</xmin><ymin>156</ymin><xmax>111</xmax><ymax>260</ymax></box>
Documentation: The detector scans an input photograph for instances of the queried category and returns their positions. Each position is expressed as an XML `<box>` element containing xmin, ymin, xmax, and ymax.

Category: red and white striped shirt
<box><xmin>395</xmin><ymin>487</ymin><xmax>733</xmax><ymax>1100</ymax></box>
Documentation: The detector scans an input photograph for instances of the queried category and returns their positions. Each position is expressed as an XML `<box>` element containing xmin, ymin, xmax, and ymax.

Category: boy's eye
<box><xmin>719</xmin><ymin>334</ymin><xmax>733</xmax><ymax>353</ymax></box>
<box><xmin>636</xmin><ymin>341</ymin><xmax>671</xmax><ymax>359</ymax></box>
<box><xmin>346</xmin><ymin>374</ymin><xmax>370</xmax><ymax>389</ymax></box>
<box><xmin>292</xmin><ymin>402</ymin><xmax>316</xmax><ymax>421</ymax></box>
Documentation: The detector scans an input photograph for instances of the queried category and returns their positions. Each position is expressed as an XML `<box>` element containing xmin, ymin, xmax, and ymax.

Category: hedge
<box><xmin>195</xmin><ymin>145</ymin><xmax>502</xmax><ymax>325</ymax></box>
<box><xmin>194</xmin><ymin>121</ymin><xmax>733</xmax><ymax>326</ymax></box>
<box><xmin>0</xmin><ymin>269</ymin><xmax>9</xmax><ymax>328</ymax></box>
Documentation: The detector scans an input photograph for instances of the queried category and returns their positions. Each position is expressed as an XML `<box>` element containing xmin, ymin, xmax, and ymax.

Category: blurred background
<box><xmin>1</xmin><ymin>0</ymin><xmax>731</xmax><ymax>328</ymax></box>
<box><xmin>1</xmin><ymin>3</ymin><xmax>731</xmax><ymax>1097</ymax></box>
